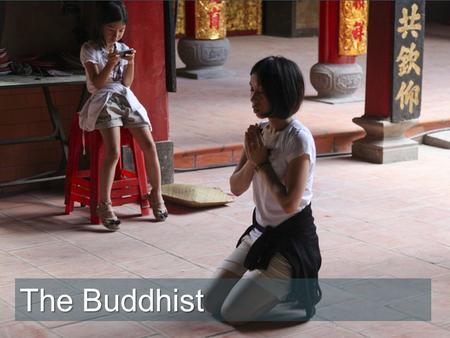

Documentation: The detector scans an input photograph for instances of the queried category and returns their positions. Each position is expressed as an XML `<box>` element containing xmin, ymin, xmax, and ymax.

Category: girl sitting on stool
<box><xmin>79</xmin><ymin>1</ymin><xmax>168</xmax><ymax>230</ymax></box>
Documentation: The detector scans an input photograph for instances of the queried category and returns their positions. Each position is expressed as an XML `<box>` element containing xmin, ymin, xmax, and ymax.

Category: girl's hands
<box><xmin>106</xmin><ymin>49</ymin><xmax>120</xmax><ymax>68</ymax></box>
<box><xmin>122</xmin><ymin>49</ymin><xmax>136</xmax><ymax>65</ymax></box>
<box><xmin>245</xmin><ymin>124</ymin><xmax>268</xmax><ymax>167</ymax></box>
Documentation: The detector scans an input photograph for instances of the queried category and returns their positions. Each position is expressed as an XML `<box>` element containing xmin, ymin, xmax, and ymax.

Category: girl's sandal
<box><xmin>146</xmin><ymin>193</ymin><xmax>168</xmax><ymax>222</ymax></box>
<box><xmin>96</xmin><ymin>202</ymin><xmax>121</xmax><ymax>231</ymax></box>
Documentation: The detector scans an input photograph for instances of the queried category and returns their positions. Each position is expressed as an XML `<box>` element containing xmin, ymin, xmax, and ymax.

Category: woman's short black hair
<box><xmin>250</xmin><ymin>56</ymin><xmax>305</xmax><ymax>119</ymax></box>
<box><xmin>92</xmin><ymin>1</ymin><xmax>128</xmax><ymax>46</ymax></box>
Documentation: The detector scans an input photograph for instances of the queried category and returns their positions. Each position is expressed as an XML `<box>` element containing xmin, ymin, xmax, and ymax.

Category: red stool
<box><xmin>64</xmin><ymin>115</ymin><xmax>150</xmax><ymax>224</ymax></box>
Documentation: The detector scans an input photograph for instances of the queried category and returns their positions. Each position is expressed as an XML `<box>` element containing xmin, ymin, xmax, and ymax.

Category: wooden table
<box><xmin>0</xmin><ymin>74</ymin><xmax>87</xmax><ymax>187</ymax></box>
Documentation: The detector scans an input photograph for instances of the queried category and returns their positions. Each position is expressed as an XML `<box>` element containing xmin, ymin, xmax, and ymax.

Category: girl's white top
<box><xmin>250</xmin><ymin>118</ymin><xmax>316</xmax><ymax>239</ymax></box>
<box><xmin>78</xmin><ymin>40</ymin><xmax>150</xmax><ymax>131</ymax></box>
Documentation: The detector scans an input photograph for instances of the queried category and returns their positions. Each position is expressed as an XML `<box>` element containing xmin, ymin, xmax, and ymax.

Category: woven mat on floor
<box><xmin>162</xmin><ymin>183</ymin><xmax>234</xmax><ymax>208</ymax></box>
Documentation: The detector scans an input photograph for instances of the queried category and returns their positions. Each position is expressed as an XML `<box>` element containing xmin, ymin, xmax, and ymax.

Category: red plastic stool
<box><xmin>64</xmin><ymin>115</ymin><xmax>150</xmax><ymax>224</ymax></box>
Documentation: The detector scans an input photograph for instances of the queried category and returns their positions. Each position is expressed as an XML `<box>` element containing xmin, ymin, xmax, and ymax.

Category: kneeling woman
<box><xmin>204</xmin><ymin>56</ymin><xmax>322</xmax><ymax>323</ymax></box>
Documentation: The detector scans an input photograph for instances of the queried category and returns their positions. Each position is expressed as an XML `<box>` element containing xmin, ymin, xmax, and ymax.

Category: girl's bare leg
<box><xmin>99</xmin><ymin>127</ymin><xmax>121</xmax><ymax>202</ymax></box>
<box><xmin>97</xmin><ymin>127</ymin><xmax>121</xmax><ymax>229</ymax></box>
<box><xmin>128</xmin><ymin>127</ymin><xmax>167</xmax><ymax>220</ymax></box>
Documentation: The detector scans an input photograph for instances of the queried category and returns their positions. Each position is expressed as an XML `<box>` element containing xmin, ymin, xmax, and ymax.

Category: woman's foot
<box><xmin>96</xmin><ymin>201</ymin><xmax>121</xmax><ymax>231</ymax></box>
<box><xmin>147</xmin><ymin>192</ymin><xmax>168</xmax><ymax>222</ymax></box>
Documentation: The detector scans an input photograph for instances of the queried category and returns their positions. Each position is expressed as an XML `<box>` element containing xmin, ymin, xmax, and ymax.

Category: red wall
<box><xmin>124</xmin><ymin>1</ymin><xmax>169</xmax><ymax>141</ymax></box>
<box><xmin>0</xmin><ymin>1</ymin><xmax>168</xmax><ymax>184</ymax></box>
<box><xmin>0</xmin><ymin>86</ymin><xmax>83</xmax><ymax>183</ymax></box>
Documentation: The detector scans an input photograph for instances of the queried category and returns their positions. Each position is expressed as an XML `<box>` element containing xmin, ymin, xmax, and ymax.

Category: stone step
<box><xmin>423</xmin><ymin>130</ymin><xmax>450</xmax><ymax>149</ymax></box>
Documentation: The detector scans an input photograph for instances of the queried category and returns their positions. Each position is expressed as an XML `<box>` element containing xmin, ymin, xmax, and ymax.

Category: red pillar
<box><xmin>318</xmin><ymin>0</ymin><xmax>355</xmax><ymax>64</ymax></box>
<box><xmin>185</xmin><ymin>0</ymin><xmax>196</xmax><ymax>38</ymax></box>
<box><xmin>363</xmin><ymin>1</ymin><xmax>394</xmax><ymax>119</ymax></box>
<box><xmin>123</xmin><ymin>1</ymin><xmax>168</xmax><ymax>141</ymax></box>
<box><xmin>352</xmin><ymin>0</ymin><xmax>425</xmax><ymax>163</ymax></box>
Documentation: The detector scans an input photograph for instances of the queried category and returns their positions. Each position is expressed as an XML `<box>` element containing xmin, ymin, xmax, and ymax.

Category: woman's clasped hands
<box><xmin>245</xmin><ymin>124</ymin><xmax>269</xmax><ymax>169</ymax></box>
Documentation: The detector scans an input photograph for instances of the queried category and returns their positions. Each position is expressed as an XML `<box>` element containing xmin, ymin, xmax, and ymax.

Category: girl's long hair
<box><xmin>92</xmin><ymin>1</ymin><xmax>128</xmax><ymax>47</ymax></box>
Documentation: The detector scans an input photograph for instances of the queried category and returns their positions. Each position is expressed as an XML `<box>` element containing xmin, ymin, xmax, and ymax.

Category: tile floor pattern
<box><xmin>169</xmin><ymin>33</ymin><xmax>450</xmax><ymax>153</ymax></box>
<box><xmin>0</xmin><ymin>145</ymin><xmax>450</xmax><ymax>337</ymax></box>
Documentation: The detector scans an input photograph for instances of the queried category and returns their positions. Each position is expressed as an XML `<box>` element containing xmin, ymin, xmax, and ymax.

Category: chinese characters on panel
<box><xmin>392</xmin><ymin>0</ymin><xmax>425</xmax><ymax>122</ymax></box>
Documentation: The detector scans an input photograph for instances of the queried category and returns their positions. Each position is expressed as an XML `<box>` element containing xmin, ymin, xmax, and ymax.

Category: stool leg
<box><xmin>131</xmin><ymin>137</ymin><xmax>150</xmax><ymax>216</ymax></box>
<box><xmin>64</xmin><ymin>116</ymin><xmax>82</xmax><ymax>214</ymax></box>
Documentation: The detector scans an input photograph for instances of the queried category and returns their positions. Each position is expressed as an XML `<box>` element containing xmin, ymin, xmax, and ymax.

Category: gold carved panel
<box><xmin>176</xmin><ymin>0</ymin><xmax>262</xmax><ymax>37</ymax></box>
<box><xmin>296</xmin><ymin>0</ymin><xmax>319</xmax><ymax>30</ymax></box>
<box><xmin>195</xmin><ymin>0</ymin><xmax>226</xmax><ymax>40</ymax></box>
<box><xmin>176</xmin><ymin>0</ymin><xmax>185</xmax><ymax>35</ymax></box>
<box><xmin>339</xmin><ymin>0</ymin><xmax>369</xmax><ymax>56</ymax></box>
<box><xmin>226</xmin><ymin>0</ymin><xmax>262</xmax><ymax>34</ymax></box>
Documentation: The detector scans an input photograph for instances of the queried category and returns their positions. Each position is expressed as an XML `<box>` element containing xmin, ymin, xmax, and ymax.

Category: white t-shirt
<box><xmin>250</xmin><ymin>118</ymin><xmax>316</xmax><ymax>239</ymax></box>
<box><xmin>80</xmin><ymin>40</ymin><xmax>130</xmax><ymax>94</ymax></box>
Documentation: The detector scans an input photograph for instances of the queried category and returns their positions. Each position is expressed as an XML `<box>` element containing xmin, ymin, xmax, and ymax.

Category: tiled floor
<box><xmin>1</xmin><ymin>144</ymin><xmax>450</xmax><ymax>337</ymax></box>
<box><xmin>169</xmin><ymin>31</ymin><xmax>450</xmax><ymax>168</ymax></box>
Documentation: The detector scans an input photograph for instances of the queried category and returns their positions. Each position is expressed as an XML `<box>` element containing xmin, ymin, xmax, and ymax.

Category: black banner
<box><xmin>15</xmin><ymin>278</ymin><xmax>431</xmax><ymax>322</ymax></box>
<box><xmin>392</xmin><ymin>0</ymin><xmax>425</xmax><ymax>122</ymax></box>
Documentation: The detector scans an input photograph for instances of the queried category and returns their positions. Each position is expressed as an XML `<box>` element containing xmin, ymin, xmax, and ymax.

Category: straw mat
<box><xmin>162</xmin><ymin>183</ymin><xmax>234</xmax><ymax>208</ymax></box>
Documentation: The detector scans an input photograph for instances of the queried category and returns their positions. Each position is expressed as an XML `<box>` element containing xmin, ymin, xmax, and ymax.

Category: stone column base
<box><xmin>176</xmin><ymin>66</ymin><xmax>233</xmax><ymax>80</ymax></box>
<box><xmin>177</xmin><ymin>38</ymin><xmax>231</xmax><ymax>79</ymax></box>
<box><xmin>156</xmin><ymin>140</ymin><xmax>174</xmax><ymax>185</ymax></box>
<box><xmin>123</xmin><ymin>140</ymin><xmax>174</xmax><ymax>185</ymax></box>
<box><xmin>352</xmin><ymin>117</ymin><xmax>419</xmax><ymax>164</ymax></box>
<box><xmin>310</xmin><ymin>63</ymin><xmax>363</xmax><ymax>102</ymax></box>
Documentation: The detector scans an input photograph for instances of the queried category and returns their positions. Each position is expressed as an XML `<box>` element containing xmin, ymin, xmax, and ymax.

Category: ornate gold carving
<box><xmin>176</xmin><ymin>0</ymin><xmax>185</xmax><ymax>36</ymax></box>
<box><xmin>176</xmin><ymin>0</ymin><xmax>262</xmax><ymax>36</ymax></box>
<box><xmin>195</xmin><ymin>0</ymin><xmax>226</xmax><ymax>40</ymax></box>
<box><xmin>226</xmin><ymin>0</ymin><xmax>262</xmax><ymax>34</ymax></box>
<box><xmin>339</xmin><ymin>0</ymin><xmax>368</xmax><ymax>56</ymax></box>
<box><xmin>257</xmin><ymin>0</ymin><xmax>262</xmax><ymax>34</ymax></box>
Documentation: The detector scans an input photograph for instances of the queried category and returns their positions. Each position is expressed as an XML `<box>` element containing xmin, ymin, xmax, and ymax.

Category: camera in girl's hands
<box><xmin>118</xmin><ymin>49</ymin><xmax>134</xmax><ymax>58</ymax></box>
